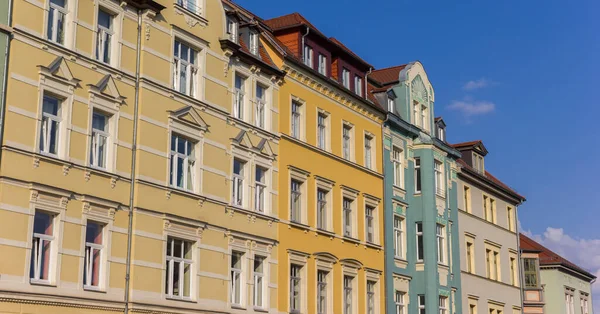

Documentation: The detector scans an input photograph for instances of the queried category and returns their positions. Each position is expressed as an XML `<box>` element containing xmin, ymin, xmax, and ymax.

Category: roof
<box><xmin>456</xmin><ymin>159</ymin><xmax>526</xmax><ymax>201</ymax></box>
<box><xmin>451</xmin><ymin>140</ymin><xmax>483</xmax><ymax>149</ymax></box>
<box><xmin>329</xmin><ymin>37</ymin><xmax>373</xmax><ymax>68</ymax></box>
<box><xmin>520</xmin><ymin>234</ymin><xmax>596</xmax><ymax>280</ymax></box>
<box><xmin>370</xmin><ymin>64</ymin><xmax>408</xmax><ymax>85</ymax></box>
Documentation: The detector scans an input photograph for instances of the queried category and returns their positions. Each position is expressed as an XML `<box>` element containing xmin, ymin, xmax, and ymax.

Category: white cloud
<box><xmin>463</xmin><ymin>78</ymin><xmax>490</xmax><ymax>91</ymax></box>
<box><xmin>447</xmin><ymin>99</ymin><xmax>496</xmax><ymax>117</ymax></box>
<box><xmin>525</xmin><ymin>227</ymin><xmax>600</xmax><ymax>313</ymax></box>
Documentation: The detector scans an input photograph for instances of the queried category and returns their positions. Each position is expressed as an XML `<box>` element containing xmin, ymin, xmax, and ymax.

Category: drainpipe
<box><xmin>365</xmin><ymin>67</ymin><xmax>372</xmax><ymax>100</ymax></box>
<box><xmin>516</xmin><ymin>205</ymin><xmax>525</xmax><ymax>312</ymax></box>
<box><xmin>0</xmin><ymin>0</ymin><xmax>14</xmax><ymax>165</ymax></box>
<box><xmin>300</xmin><ymin>26</ymin><xmax>309</xmax><ymax>62</ymax></box>
<box><xmin>124</xmin><ymin>7</ymin><xmax>143</xmax><ymax>314</ymax></box>
<box><xmin>381</xmin><ymin>116</ymin><xmax>389</xmax><ymax>314</ymax></box>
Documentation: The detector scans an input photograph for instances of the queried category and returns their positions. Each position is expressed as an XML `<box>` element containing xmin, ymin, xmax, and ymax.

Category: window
<box><xmin>96</xmin><ymin>10</ymin><xmax>114</xmax><ymax>64</ymax></box>
<box><xmin>365</xmin><ymin>206</ymin><xmax>375</xmax><ymax>243</ymax></box>
<box><xmin>290</xmin><ymin>264</ymin><xmax>302</xmax><ymax>313</ymax></box>
<box><xmin>343</xmin><ymin>124</ymin><xmax>352</xmax><ymax>160</ymax></box>
<box><xmin>354</xmin><ymin>76</ymin><xmax>363</xmax><ymax>96</ymax></box>
<box><xmin>421</xmin><ymin>105</ymin><xmax>428</xmax><ymax>131</ymax></box>
<box><xmin>463</xmin><ymin>186</ymin><xmax>471</xmax><ymax>213</ymax></box>
<box><xmin>418</xmin><ymin>295</ymin><xmax>426</xmax><ymax>314</ymax></box>
<box><xmin>393</xmin><ymin>215</ymin><xmax>403</xmax><ymax>258</ymax></box>
<box><xmin>395</xmin><ymin>291</ymin><xmax>405</xmax><ymax>314</ymax></box>
<box><xmin>414</xmin><ymin>103</ymin><xmax>428</xmax><ymax>130</ymax></box>
<box><xmin>565</xmin><ymin>289</ymin><xmax>575</xmax><ymax>314</ymax></box>
<box><xmin>510</xmin><ymin>256</ymin><xmax>517</xmax><ymax>286</ymax></box>
<box><xmin>30</xmin><ymin>211</ymin><xmax>55</xmax><ymax>283</ymax></box>
<box><xmin>249</xmin><ymin>32</ymin><xmax>259</xmax><ymax>55</ymax></box>
<box><xmin>469</xmin><ymin>303</ymin><xmax>477</xmax><ymax>314</ymax></box>
<box><xmin>254</xmin><ymin>166</ymin><xmax>267</xmax><ymax>212</ymax></box>
<box><xmin>523</xmin><ymin>258</ymin><xmax>539</xmax><ymax>288</ymax></box>
<box><xmin>318</xmin><ymin>54</ymin><xmax>327</xmax><ymax>75</ymax></box>
<box><xmin>439</xmin><ymin>296</ymin><xmax>448</xmax><ymax>314</ymax></box>
<box><xmin>170</xmin><ymin>134</ymin><xmax>195</xmax><ymax>191</ymax></box>
<box><xmin>90</xmin><ymin>111</ymin><xmax>109</xmax><ymax>168</ymax></box>
<box><xmin>466</xmin><ymin>240</ymin><xmax>474</xmax><ymax>273</ymax></box>
<box><xmin>303</xmin><ymin>45</ymin><xmax>313</xmax><ymax>67</ymax></box>
<box><xmin>507</xmin><ymin>206</ymin><xmax>515</xmax><ymax>231</ymax></box>
<box><xmin>253</xmin><ymin>256</ymin><xmax>265</xmax><ymax>308</ymax></box>
<box><xmin>438</xmin><ymin>127</ymin><xmax>445</xmax><ymax>141</ymax></box>
<box><xmin>234</xmin><ymin>74</ymin><xmax>246</xmax><ymax>120</ymax></box>
<box><xmin>226</xmin><ymin>17</ymin><xmax>238</xmax><ymax>42</ymax></box>
<box><xmin>317</xmin><ymin>112</ymin><xmax>327</xmax><ymax>150</ymax></box>
<box><xmin>173</xmin><ymin>40</ymin><xmax>198</xmax><ymax>97</ymax></box>
<box><xmin>436</xmin><ymin>224</ymin><xmax>445</xmax><ymax>264</ymax></box>
<box><xmin>414</xmin><ymin>158</ymin><xmax>421</xmax><ymax>193</ymax></box>
<box><xmin>291</xmin><ymin>100</ymin><xmax>302</xmax><ymax>139</ymax></box>
<box><xmin>39</xmin><ymin>94</ymin><xmax>61</xmax><ymax>155</ymax></box>
<box><xmin>343</xmin><ymin>276</ymin><xmax>353</xmax><ymax>314</ymax></box>
<box><xmin>255</xmin><ymin>84</ymin><xmax>267</xmax><ymax>129</ymax></box>
<box><xmin>317</xmin><ymin>271</ymin><xmax>327</xmax><ymax>314</ymax></box>
<box><xmin>290</xmin><ymin>180</ymin><xmax>302</xmax><ymax>223</ymax></box>
<box><xmin>231</xmin><ymin>251</ymin><xmax>244</xmax><ymax>305</ymax></box>
<box><xmin>416</xmin><ymin>222</ymin><xmax>424</xmax><ymax>261</ymax></box>
<box><xmin>388</xmin><ymin>97</ymin><xmax>395</xmax><ymax>113</ymax></box>
<box><xmin>177</xmin><ymin>0</ymin><xmax>201</xmax><ymax>14</ymax></box>
<box><xmin>483</xmin><ymin>195</ymin><xmax>489</xmax><ymax>221</ymax></box>
<box><xmin>473</xmin><ymin>153</ymin><xmax>484</xmax><ymax>173</ymax></box>
<box><xmin>342</xmin><ymin>68</ymin><xmax>350</xmax><ymax>89</ymax></box>
<box><xmin>486</xmin><ymin>248</ymin><xmax>491</xmax><ymax>279</ymax></box>
<box><xmin>366</xmin><ymin>281</ymin><xmax>376</xmax><ymax>314</ymax></box>
<box><xmin>364</xmin><ymin>135</ymin><xmax>373</xmax><ymax>169</ymax></box>
<box><xmin>392</xmin><ymin>146</ymin><xmax>403</xmax><ymax>188</ymax></box>
<box><xmin>434</xmin><ymin>160</ymin><xmax>444</xmax><ymax>196</ymax></box>
<box><xmin>490</xmin><ymin>198</ymin><xmax>496</xmax><ymax>223</ymax></box>
<box><xmin>317</xmin><ymin>189</ymin><xmax>327</xmax><ymax>230</ymax></box>
<box><xmin>486</xmin><ymin>247</ymin><xmax>500</xmax><ymax>281</ymax></box>
<box><xmin>165</xmin><ymin>237</ymin><xmax>193</xmax><ymax>299</ymax></box>
<box><xmin>47</xmin><ymin>0</ymin><xmax>67</xmax><ymax>44</ymax></box>
<box><xmin>83</xmin><ymin>222</ymin><xmax>104</xmax><ymax>289</ymax></box>
<box><xmin>232</xmin><ymin>159</ymin><xmax>246</xmax><ymax>206</ymax></box>
<box><xmin>581</xmin><ymin>293</ymin><xmax>589</xmax><ymax>314</ymax></box>
<box><xmin>343</xmin><ymin>198</ymin><xmax>353</xmax><ymax>237</ymax></box>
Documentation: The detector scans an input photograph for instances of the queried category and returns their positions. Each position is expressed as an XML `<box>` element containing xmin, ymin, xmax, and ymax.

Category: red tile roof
<box><xmin>451</xmin><ymin>140</ymin><xmax>483</xmax><ymax>149</ymax></box>
<box><xmin>520</xmin><ymin>234</ymin><xmax>596</xmax><ymax>280</ymax></box>
<box><xmin>329</xmin><ymin>37</ymin><xmax>373</xmax><ymax>68</ymax></box>
<box><xmin>370</xmin><ymin>64</ymin><xmax>408</xmax><ymax>85</ymax></box>
<box><xmin>456</xmin><ymin>159</ymin><xmax>525</xmax><ymax>200</ymax></box>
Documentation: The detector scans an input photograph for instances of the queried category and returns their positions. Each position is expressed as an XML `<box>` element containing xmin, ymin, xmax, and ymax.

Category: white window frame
<box><xmin>173</xmin><ymin>39</ymin><xmax>200</xmax><ymax>98</ymax></box>
<box><xmin>176</xmin><ymin>0</ymin><xmax>202</xmax><ymax>15</ymax></box>
<box><xmin>393</xmin><ymin>215</ymin><xmax>404</xmax><ymax>259</ymax></box>
<box><xmin>395</xmin><ymin>291</ymin><xmax>405</xmax><ymax>314</ymax></box>
<box><xmin>89</xmin><ymin>110</ymin><xmax>110</xmax><ymax>169</ymax></box>
<box><xmin>392</xmin><ymin>146</ymin><xmax>403</xmax><ymax>188</ymax></box>
<box><xmin>342</xmin><ymin>68</ymin><xmax>350</xmax><ymax>89</ymax></box>
<box><xmin>388</xmin><ymin>97</ymin><xmax>395</xmax><ymax>113</ymax></box>
<box><xmin>364</xmin><ymin>133</ymin><xmax>373</xmax><ymax>169</ymax></box>
<box><xmin>30</xmin><ymin>210</ymin><xmax>57</xmax><ymax>285</ymax></box>
<box><xmin>418</xmin><ymin>295</ymin><xmax>426</xmax><ymax>314</ymax></box>
<box><xmin>234</xmin><ymin>73</ymin><xmax>246</xmax><ymax>120</ymax></box>
<box><xmin>466</xmin><ymin>238</ymin><xmax>475</xmax><ymax>273</ymax></box>
<box><xmin>354</xmin><ymin>75</ymin><xmax>363</xmax><ymax>96</ymax></box>
<box><xmin>565</xmin><ymin>288</ymin><xmax>575</xmax><ymax>314</ymax></box>
<box><xmin>96</xmin><ymin>9</ymin><xmax>114</xmax><ymax>64</ymax></box>
<box><xmin>289</xmin><ymin>167</ymin><xmax>309</xmax><ymax>225</ymax></box>
<box><xmin>47</xmin><ymin>0</ymin><xmax>68</xmax><ymax>45</ymax></box>
<box><xmin>290</xmin><ymin>264</ymin><xmax>303</xmax><ymax>313</ymax></box>
<box><xmin>226</xmin><ymin>16</ymin><xmax>238</xmax><ymax>43</ymax></box>
<box><xmin>289</xmin><ymin>252</ymin><xmax>308</xmax><ymax>314</ymax></box>
<box><xmin>255</xmin><ymin>83</ymin><xmax>267</xmax><ymax>129</ymax></box>
<box><xmin>83</xmin><ymin>221</ymin><xmax>105</xmax><ymax>291</ymax></box>
<box><xmin>317</xmin><ymin>270</ymin><xmax>328</xmax><ymax>314</ymax></box>
<box><xmin>416</xmin><ymin>222</ymin><xmax>424</xmax><ymax>261</ymax></box>
<box><xmin>414</xmin><ymin>158</ymin><xmax>422</xmax><ymax>193</ymax></box>
<box><xmin>291</xmin><ymin>99</ymin><xmax>304</xmax><ymax>140</ymax></box>
<box><xmin>342</xmin><ymin>122</ymin><xmax>354</xmax><ymax>161</ymax></box>
<box><xmin>232</xmin><ymin>158</ymin><xmax>247</xmax><ymax>207</ymax></box>
<box><xmin>343</xmin><ymin>275</ymin><xmax>354</xmax><ymax>314</ymax></box>
<box><xmin>249</xmin><ymin>31</ymin><xmax>259</xmax><ymax>55</ymax></box>
<box><xmin>169</xmin><ymin>133</ymin><xmax>196</xmax><ymax>191</ymax></box>
<box><xmin>439</xmin><ymin>296</ymin><xmax>448</xmax><ymax>314</ymax></box>
<box><xmin>343</xmin><ymin>197</ymin><xmax>354</xmax><ymax>238</ymax></box>
<box><xmin>253</xmin><ymin>255</ymin><xmax>267</xmax><ymax>309</ymax></box>
<box><xmin>164</xmin><ymin>237</ymin><xmax>194</xmax><ymax>300</ymax></box>
<box><xmin>254</xmin><ymin>165</ymin><xmax>268</xmax><ymax>213</ymax></box>
<box><xmin>436</xmin><ymin>224</ymin><xmax>446</xmax><ymax>264</ymax></box>
<box><xmin>231</xmin><ymin>250</ymin><xmax>245</xmax><ymax>306</ymax></box>
<box><xmin>365</xmin><ymin>205</ymin><xmax>375</xmax><ymax>244</ymax></box>
<box><xmin>318</xmin><ymin>53</ymin><xmax>327</xmax><ymax>75</ymax></box>
<box><xmin>434</xmin><ymin>160</ymin><xmax>444</xmax><ymax>197</ymax></box>
<box><xmin>366</xmin><ymin>280</ymin><xmax>376</xmax><ymax>314</ymax></box>
<box><xmin>303</xmin><ymin>45</ymin><xmax>313</xmax><ymax>67</ymax></box>
<box><xmin>39</xmin><ymin>93</ymin><xmax>63</xmax><ymax>156</ymax></box>
<box><xmin>315</xmin><ymin>177</ymin><xmax>333</xmax><ymax>232</ymax></box>
<box><xmin>317</xmin><ymin>110</ymin><xmax>330</xmax><ymax>151</ymax></box>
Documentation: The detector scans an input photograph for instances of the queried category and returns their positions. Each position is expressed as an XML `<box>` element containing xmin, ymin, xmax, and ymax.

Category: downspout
<box><xmin>516</xmin><ymin>203</ymin><xmax>525</xmax><ymax>312</ymax></box>
<box><xmin>0</xmin><ymin>0</ymin><xmax>14</xmax><ymax>165</ymax></box>
<box><xmin>381</xmin><ymin>115</ymin><xmax>389</xmax><ymax>314</ymax></box>
<box><xmin>365</xmin><ymin>67</ymin><xmax>372</xmax><ymax>100</ymax></box>
<box><xmin>124</xmin><ymin>7</ymin><xmax>143</xmax><ymax>314</ymax></box>
<box><xmin>300</xmin><ymin>26</ymin><xmax>309</xmax><ymax>61</ymax></box>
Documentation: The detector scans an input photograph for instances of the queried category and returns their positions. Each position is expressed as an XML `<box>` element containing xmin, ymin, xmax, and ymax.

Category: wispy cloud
<box><xmin>447</xmin><ymin>99</ymin><xmax>496</xmax><ymax>117</ymax></box>
<box><xmin>522</xmin><ymin>227</ymin><xmax>600</xmax><ymax>313</ymax></box>
<box><xmin>463</xmin><ymin>78</ymin><xmax>491</xmax><ymax>91</ymax></box>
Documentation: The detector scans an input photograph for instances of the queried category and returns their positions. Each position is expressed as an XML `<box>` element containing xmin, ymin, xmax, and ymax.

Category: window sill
<box><xmin>437</xmin><ymin>263</ymin><xmax>450</xmax><ymax>270</ymax></box>
<box><xmin>342</xmin><ymin>236</ymin><xmax>361</xmax><ymax>245</ymax></box>
<box><xmin>83</xmin><ymin>286</ymin><xmax>106</xmax><ymax>293</ymax></box>
<box><xmin>288</xmin><ymin>221</ymin><xmax>310</xmax><ymax>231</ymax></box>
<box><xmin>316</xmin><ymin>228</ymin><xmax>336</xmax><ymax>237</ymax></box>
<box><xmin>414</xmin><ymin>192</ymin><xmax>422</xmax><ymax>196</ymax></box>
<box><xmin>365</xmin><ymin>242</ymin><xmax>382</xmax><ymax>250</ymax></box>
<box><xmin>231</xmin><ymin>304</ymin><xmax>246</xmax><ymax>310</ymax></box>
<box><xmin>29</xmin><ymin>279</ymin><xmax>55</xmax><ymax>287</ymax></box>
<box><xmin>253</xmin><ymin>307</ymin><xmax>269</xmax><ymax>313</ymax></box>
<box><xmin>165</xmin><ymin>296</ymin><xmax>196</xmax><ymax>303</ymax></box>
<box><xmin>173</xmin><ymin>3</ymin><xmax>208</xmax><ymax>27</ymax></box>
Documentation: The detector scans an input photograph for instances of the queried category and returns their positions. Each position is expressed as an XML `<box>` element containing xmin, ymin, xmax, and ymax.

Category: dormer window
<box><xmin>354</xmin><ymin>76</ymin><xmax>362</xmax><ymax>96</ymax></box>
<box><xmin>473</xmin><ymin>152</ymin><xmax>484</xmax><ymax>173</ymax></box>
<box><xmin>249</xmin><ymin>31</ymin><xmax>259</xmax><ymax>55</ymax></box>
<box><xmin>303</xmin><ymin>45</ymin><xmax>313</xmax><ymax>68</ymax></box>
<box><xmin>227</xmin><ymin>17</ymin><xmax>238</xmax><ymax>43</ymax></box>
<box><xmin>438</xmin><ymin>126</ymin><xmax>445</xmax><ymax>142</ymax></box>
<box><xmin>413</xmin><ymin>102</ymin><xmax>428</xmax><ymax>131</ymax></box>
<box><xmin>387</xmin><ymin>97</ymin><xmax>394</xmax><ymax>112</ymax></box>
<box><xmin>317</xmin><ymin>54</ymin><xmax>327</xmax><ymax>76</ymax></box>
<box><xmin>342</xmin><ymin>68</ymin><xmax>350</xmax><ymax>89</ymax></box>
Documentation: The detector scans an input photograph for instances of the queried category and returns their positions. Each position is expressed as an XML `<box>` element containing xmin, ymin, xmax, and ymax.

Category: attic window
<box><xmin>227</xmin><ymin>16</ymin><xmax>238</xmax><ymax>43</ymax></box>
<box><xmin>249</xmin><ymin>31</ymin><xmax>259</xmax><ymax>55</ymax></box>
<box><xmin>438</xmin><ymin>126</ymin><xmax>445</xmax><ymax>142</ymax></box>
<box><xmin>473</xmin><ymin>152</ymin><xmax>484</xmax><ymax>174</ymax></box>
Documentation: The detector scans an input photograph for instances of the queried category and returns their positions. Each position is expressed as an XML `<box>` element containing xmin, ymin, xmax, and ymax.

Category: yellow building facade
<box><xmin>0</xmin><ymin>0</ymin><xmax>284</xmax><ymax>313</ymax></box>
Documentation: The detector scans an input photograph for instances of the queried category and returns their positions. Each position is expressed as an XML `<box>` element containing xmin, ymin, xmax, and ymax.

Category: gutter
<box><xmin>0</xmin><ymin>0</ymin><xmax>14</xmax><ymax>167</ymax></box>
<box><xmin>300</xmin><ymin>25</ymin><xmax>309</xmax><ymax>63</ymax></box>
<box><xmin>124</xmin><ymin>7</ymin><xmax>143</xmax><ymax>314</ymax></box>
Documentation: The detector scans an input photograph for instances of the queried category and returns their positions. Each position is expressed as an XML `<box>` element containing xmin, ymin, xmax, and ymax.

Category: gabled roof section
<box><xmin>457</xmin><ymin>159</ymin><xmax>525</xmax><ymax>201</ymax></box>
<box><xmin>520</xmin><ymin>234</ymin><xmax>596</xmax><ymax>281</ymax></box>
<box><xmin>370</xmin><ymin>64</ymin><xmax>408</xmax><ymax>86</ymax></box>
<box><xmin>435</xmin><ymin>117</ymin><xmax>446</xmax><ymax>128</ymax></box>
<box><xmin>452</xmin><ymin>140</ymin><xmax>488</xmax><ymax>156</ymax></box>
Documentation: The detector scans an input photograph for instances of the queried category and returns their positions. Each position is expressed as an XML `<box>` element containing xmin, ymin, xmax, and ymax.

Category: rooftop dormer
<box><xmin>435</xmin><ymin>117</ymin><xmax>446</xmax><ymax>142</ymax></box>
<box><xmin>452</xmin><ymin>140</ymin><xmax>488</xmax><ymax>174</ymax></box>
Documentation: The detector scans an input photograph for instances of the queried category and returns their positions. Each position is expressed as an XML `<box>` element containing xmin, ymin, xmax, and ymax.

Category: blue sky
<box><xmin>236</xmin><ymin>0</ymin><xmax>600</xmax><ymax>307</ymax></box>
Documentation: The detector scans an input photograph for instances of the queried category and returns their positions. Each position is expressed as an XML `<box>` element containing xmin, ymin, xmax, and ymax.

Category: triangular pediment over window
<box><xmin>232</xmin><ymin>131</ymin><xmax>276</xmax><ymax>159</ymax></box>
<box><xmin>169</xmin><ymin>106</ymin><xmax>209</xmax><ymax>131</ymax></box>
<box><xmin>255</xmin><ymin>138</ymin><xmax>276</xmax><ymax>158</ymax></box>
<box><xmin>232</xmin><ymin>130</ymin><xmax>254</xmax><ymax>149</ymax></box>
<box><xmin>88</xmin><ymin>75</ymin><xmax>126</xmax><ymax>105</ymax></box>
<box><xmin>38</xmin><ymin>56</ymin><xmax>80</xmax><ymax>88</ymax></box>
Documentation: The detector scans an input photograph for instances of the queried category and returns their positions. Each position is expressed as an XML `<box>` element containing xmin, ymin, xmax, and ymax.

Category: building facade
<box><xmin>0</xmin><ymin>0</ymin><xmax>285</xmax><ymax>313</ymax></box>
<box><xmin>520</xmin><ymin>234</ymin><xmax>545</xmax><ymax>314</ymax></box>
<box><xmin>368</xmin><ymin>63</ymin><xmax>463</xmax><ymax>314</ymax></box>
<box><xmin>263</xmin><ymin>13</ymin><xmax>387</xmax><ymax>314</ymax></box>
<box><xmin>520</xmin><ymin>234</ymin><xmax>595</xmax><ymax>314</ymax></box>
<box><xmin>455</xmin><ymin>140</ymin><xmax>526</xmax><ymax>314</ymax></box>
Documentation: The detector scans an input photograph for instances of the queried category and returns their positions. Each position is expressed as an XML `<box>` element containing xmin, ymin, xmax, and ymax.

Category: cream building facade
<box><xmin>0</xmin><ymin>0</ymin><xmax>285</xmax><ymax>313</ymax></box>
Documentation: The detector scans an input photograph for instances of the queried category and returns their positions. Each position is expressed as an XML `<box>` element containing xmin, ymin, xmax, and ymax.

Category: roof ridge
<box><xmin>372</xmin><ymin>64</ymin><xmax>409</xmax><ymax>73</ymax></box>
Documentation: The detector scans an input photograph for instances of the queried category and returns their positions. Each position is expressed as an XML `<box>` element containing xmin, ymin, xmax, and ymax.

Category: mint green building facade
<box><xmin>369</xmin><ymin>61</ymin><xmax>463</xmax><ymax>314</ymax></box>
<box><xmin>541</xmin><ymin>266</ymin><xmax>595</xmax><ymax>314</ymax></box>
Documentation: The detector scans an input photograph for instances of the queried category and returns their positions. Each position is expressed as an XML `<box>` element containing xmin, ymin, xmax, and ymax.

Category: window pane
<box><xmin>86</xmin><ymin>222</ymin><xmax>103</xmax><ymax>244</ymax></box>
<box><xmin>98</xmin><ymin>10</ymin><xmax>112</xmax><ymax>29</ymax></box>
<box><xmin>34</xmin><ymin>212</ymin><xmax>53</xmax><ymax>235</ymax></box>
